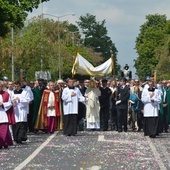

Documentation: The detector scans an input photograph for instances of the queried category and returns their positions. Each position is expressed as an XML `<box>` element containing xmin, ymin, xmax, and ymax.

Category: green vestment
<box><xmin>32</xmin><ymin>87</ymin><xmax>42</xmax><ymax>127</ymax></box>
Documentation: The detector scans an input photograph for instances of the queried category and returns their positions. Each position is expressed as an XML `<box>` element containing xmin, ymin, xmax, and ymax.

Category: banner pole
<box><xmin>72</xmin><ymin>45</ymin><xmax>79</xmax><ymax>79</ymax></box>
<box><xmin>111</xmin><ymin>52</ymin><xmax>117</xmax><ymax>101</ymax></box>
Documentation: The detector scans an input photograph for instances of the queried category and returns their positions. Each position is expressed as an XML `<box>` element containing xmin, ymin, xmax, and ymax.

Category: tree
<box><xmin>0</xmin><ymin>35</ymin><xmax>12</xmax><ymax>79</ymax></box>
<box><xmin>76</xmin><ymin>13</ymin><xmax>119</xmax><ymax>75</ymax></box>
<box><xmin>77</xmin><ymin>14</ymin><xmax>117</xmax><ymax>59</ymax></box>
<box><xmin>0</xmin><ymin>0</ymin><xmax>49</xmax><ymax>37</ymax></box>
<box><xmin>134</xmin><ymin>14</ymin><xmax>167</xmax><ymax>80</ymax></box>
<box><xmin>155</xmin><ymin>20</ymin><xmax>170</xmax><ymax>80</ymax></box>
<box><xmin>0</xmin><ymin>17</ymin><xmax>103</xmax><ymax>81</ymax></box>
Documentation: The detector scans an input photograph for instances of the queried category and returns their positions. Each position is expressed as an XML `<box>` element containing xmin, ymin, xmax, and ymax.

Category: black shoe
<box><xmin>4</xmin><ymin>145</ymin><xmax>8</xmax><ymax>149</ymax></box>
<box><xmin>124</xmin><ymin>129</ymin><xmax>128</xmax><ymax>132</ymax></box>
<box><xmin>149</xmin><ymin>135</ymin><xmax>156</xmax><ymax>138</ymax></box>
<box><xmin>16</xmin><ymin>139</ymin><xmax>22</xmax><ymax>144</ymax></box>
<box><xmin>34</xmin><ymin>130</ymin><xmax>38</xmax><ymax>134</ymax></box>
<box><xmin>111</xmin><ymin>125</ymin><xmax>115</xmax><ymax>130</ymax></box>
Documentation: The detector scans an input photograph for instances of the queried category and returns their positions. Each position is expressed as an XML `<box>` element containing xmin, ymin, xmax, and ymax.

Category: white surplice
<box><xmin>62</xmin><ymin>87</ymin><xmax>85</xmax><ymax>115</ymax></box>
<box><xmin>12</xmin><ymin>90</ymin><xmax>30</xmax><ymax>122</ymax></box>
<box><xmin>22</xmin><ymin>85</ymin><xmax>34</xmax><ymax>114</ymax></box>
<box><xmin>141</xmin><ymin>89</ymin><xmax>161</xmax><ymax>117</ymax></box>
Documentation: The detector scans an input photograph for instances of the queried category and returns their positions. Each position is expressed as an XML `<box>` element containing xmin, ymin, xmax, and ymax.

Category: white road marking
<box><xmin>14</xmin><ymin>133</ymin><xmax>56</xmax><ymax>170</ymax></box>
<box><xmin>89</xmin><ymin>165</ymin><xmax>102</xmax><ymax>170</ymax></box>
<box><xmin>143</xmin><ymin>137</ymin><xmax>167</xmax><ymax>170</ymax></box>
<box><xmin>98</xmin><ymin>135</ymin><xmax>105</xmax><ymax>141</ymax></box>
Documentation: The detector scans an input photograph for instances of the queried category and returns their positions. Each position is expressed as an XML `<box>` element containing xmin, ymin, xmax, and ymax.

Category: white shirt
<box><xmin>162</xmin><ymin>87</ymin><xmax>166</xmax><ymax>103</ymax></box>
<box><xmin>22</xmin><ymin>86</ymin><xmax>34</xmax><ymax>102</ymax></box>
<box><xmin>7</xmin><ymin>89</ymin><xmax>14</xmax><ymax>98</ymax></box>
<box><xmin>47</xmin><ymin>92</ymin><xmax>56</xmax><ymax>117</ymax></box>
<box><xmin>62</xmin><ymin>87</ymin><xmax>85</xmax><ymax>115</ymax></box>
<box><xmin>22</xmin><ymin>85</ymin><xmax>34</xmax><ymax>114</ymax></box>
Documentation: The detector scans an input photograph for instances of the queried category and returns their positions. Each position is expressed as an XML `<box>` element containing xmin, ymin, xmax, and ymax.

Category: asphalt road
<box><xmin>0</xmin><ymin>130</ymin><xmax>170</xmax><ymax>170</ymax></box>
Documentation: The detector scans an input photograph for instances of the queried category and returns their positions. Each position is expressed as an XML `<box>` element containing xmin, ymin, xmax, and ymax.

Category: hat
<box><xmin>57</xmin><ymin>79</ymin><xmax>64</xmax><ymax>84</ymax></box>
<box><xmin>120</xmin><ymin>77</ymin><xmax>127</xmax><ymax>82</ymax></box>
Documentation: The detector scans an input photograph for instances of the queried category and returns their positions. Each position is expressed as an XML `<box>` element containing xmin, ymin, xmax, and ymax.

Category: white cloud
<box><xmin>94</xmin><ymin>7</ymin><xmax>139</xmax><ymax>26</ymax></box>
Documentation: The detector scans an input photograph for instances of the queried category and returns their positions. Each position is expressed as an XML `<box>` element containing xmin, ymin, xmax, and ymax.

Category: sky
<box><xmin>27</xmin><ymin>0</ymin><xmax>170</xmax><ymax>78</ymax></box>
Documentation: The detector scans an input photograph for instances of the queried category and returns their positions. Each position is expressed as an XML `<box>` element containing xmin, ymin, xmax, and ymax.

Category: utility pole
<box><xmin>11</xmin><ymin>27</ymin><xmax>14</xmax><ymax>81</ymax></box>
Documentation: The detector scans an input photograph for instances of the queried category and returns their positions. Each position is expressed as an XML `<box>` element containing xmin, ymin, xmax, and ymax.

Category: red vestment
<box><xmin>35</xmin><ymin>89</ymin><xmax>61</xmax><ymax>130</ymax></box>
<box><xmin>0</xmin><ymin>91</ymin><xmax>15</xmax><ymax>125</ymax></box>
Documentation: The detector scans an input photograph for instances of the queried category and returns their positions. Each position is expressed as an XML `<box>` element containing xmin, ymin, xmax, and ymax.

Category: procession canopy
<box><xmin>72</xmin><ymin>53</ymin><xmax>114</xmax><ymax>77</ymax></box>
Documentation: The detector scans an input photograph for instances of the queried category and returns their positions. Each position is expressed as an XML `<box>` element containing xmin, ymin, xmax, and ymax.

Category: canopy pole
<box><xmin>72</xmin><ymin>45</ymin><xmax>79</xmax><ymax>79</ymax></box>
<box><xmin>111</xmin><ymin>52</ymin><xmax>117</xmax><ymax>101</ymax></box>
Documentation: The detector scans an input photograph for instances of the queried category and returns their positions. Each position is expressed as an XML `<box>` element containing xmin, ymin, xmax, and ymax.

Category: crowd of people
<box><xmin>0</xmin><ymin>76</ymin><xmax>170</xmax><ymax>149</ymax></box>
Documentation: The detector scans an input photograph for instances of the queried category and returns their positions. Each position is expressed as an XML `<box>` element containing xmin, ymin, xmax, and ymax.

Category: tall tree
<box><xmin>0</xmin><ymin>0</ymin><xmax>49</xmax><ymax>37</ymax></box>
<box><xmin>155</xmin><ymin>20</ymin><xmax>170</xmax><ymax>79</ymax></box>
<box><xmin>77</xmin><ymin>13</ymin><xmax>119</xmax><ymax>75</ymax></box>
<box><xmin>134</xmin><ymin>14</ymin><xmax>167</xmax><ymax>80</ymax></box>
<box><xmin>0</xmin><ymin>17</ymin><xmax>102</xmax><ymax>81</ymax></box>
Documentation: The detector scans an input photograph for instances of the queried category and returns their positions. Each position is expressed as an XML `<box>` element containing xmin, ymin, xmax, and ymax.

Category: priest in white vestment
<box><xmin>141</xmin><ymin>81</ymin><xmax>161</xmax><ymax>138</ymax></box>
<box><xmin>62</xmin><ymin>78</ymin><xmax>85</xmax><ymax>136</ymax></box>
<box><xmin>85</xmin><ymin>79</ymin><xmax>101</xmax><ymax>130</ymax></box>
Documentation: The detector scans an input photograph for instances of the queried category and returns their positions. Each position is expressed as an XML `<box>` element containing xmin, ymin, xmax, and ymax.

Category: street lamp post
<box><xmin>70</xmin><ymin>31</ymin><xmax>79</xmax><ymax>46</ymax></box>
<box><xmin>11</xmin><ymin>27</ymin><xmax>14</xmax><ymax>81</ymax></box>
<box><xmin>43</xmin><ymin>13</ymin><xmax>75</xmax><ymax>79</ymax></box>
<box><xmin>70</xmin><ymin>30</ymin><xmax>88</xmax><ymax>46</ymax></box>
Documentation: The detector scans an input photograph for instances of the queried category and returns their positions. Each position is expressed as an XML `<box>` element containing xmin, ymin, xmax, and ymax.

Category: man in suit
<box><xmin>116</xmin><ymin>78</ymin><xmax>130</xmax><ymax>132</ymax></box>
<box><xmin>99</xmin><ymin>79</ymin><xmax>112</xmax><ymax>131</ymax></box>
<box><xmin>76</xmin><ymin>79</ymin><xmax>87</xmax><ymax>131</ymax></box>
<box><xmin>159</xmin><ymin>80</ymin><xmax>169</xmax><ymax>133</ymax></box>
